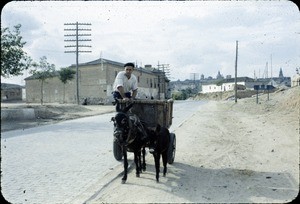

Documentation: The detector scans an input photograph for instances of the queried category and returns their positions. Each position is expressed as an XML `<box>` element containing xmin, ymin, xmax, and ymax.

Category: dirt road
<box><xmin>86</xmin><ymin>87</ymin><xmax>299</xmax><ymax>203</ymax></box>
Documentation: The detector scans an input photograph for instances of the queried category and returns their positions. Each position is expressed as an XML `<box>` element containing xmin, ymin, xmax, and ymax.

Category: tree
<box><xmin>58</xmin><ymin>68</ymin><xmax>76</xmax><ymax>103</ymax></box>
<box><xmin>1</xmin><ymin>24</ymin><xmax>35</xmax><ymax>77</ymax></box>
<box><xmin>30</xmin><ymin>56</ymin><xmax>56</xmax><ymax>105</ymax></box>
<box><xmin>172</xmin><ymin>87</ymin><xmax>195</xmax><ymax>100</ymax></box>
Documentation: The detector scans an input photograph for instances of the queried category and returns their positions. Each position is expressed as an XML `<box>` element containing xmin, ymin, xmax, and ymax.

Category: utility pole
<box><xmin>64</xmin><ymin>22</ymin><xmax>92</xmax><ymax>105</ymax></box>
<box><xmin>270</xmin><ymin>54</ymin><xmax>273</xmax><ymax>85</ymax></box>
<box><xmin>190</xmin><ymin>73</ymin><xmax>199</xmax><ymax>91</ymax></box>
<box><xmin>234</xmin><ymin>40</ymin><xmax>238</xmax><ymax>103</ymax></box>
<box><xmin>157</xmin><ymin>63</ymin><xmax>170</xmax><ymax>99</ymax></box>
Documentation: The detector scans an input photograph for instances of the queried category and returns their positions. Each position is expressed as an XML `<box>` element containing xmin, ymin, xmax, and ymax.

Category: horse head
<box><xmin>145</xmin><ymin>124</ymin><xmax>161</xmax><ymax>152</ymax></box>
<box><xmin>111</xmin><ymin>102</ymin><xmax>134</xmax><ymax>145</ymax></box>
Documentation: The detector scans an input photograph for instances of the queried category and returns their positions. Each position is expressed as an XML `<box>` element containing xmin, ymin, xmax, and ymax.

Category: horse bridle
<box><xmin>112</xmin><ymin>112</ymin><xmax>135</xmax><ymax>145</ymax></box>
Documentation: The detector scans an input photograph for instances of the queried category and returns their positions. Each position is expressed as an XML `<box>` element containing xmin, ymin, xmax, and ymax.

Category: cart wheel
<box><xmin>113</xmin><ymin>140</ymin><xmax>123</xmax><ymax>161</ymax></box>
<box><xmin>168</xmin><ymin>133</ymin><xmax>176</xmax><ymax>164</ymax></box>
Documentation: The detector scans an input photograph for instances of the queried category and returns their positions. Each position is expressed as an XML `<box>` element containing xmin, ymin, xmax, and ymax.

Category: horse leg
<box><xmin>138</xmin><ymin>150</ymin><xmax>143</xmax><ymax>173</ymax></box>
<box><xmin>162</xmin><ymin>151</ymin><xmax>168</xmax><ymax>177</ymax></box>
<box><xmin>122</xmin><ymin>147</ymin><xmax>128</xmax><ymax>184</ymax></box>
<box><xmin>142</xmin><ymin>147</ymin><xmax>146</xmax><ymax>171</ymax></box>
<box><xmin>134</xmin><ymin>151</ymin><xmax>140</xmax><ymax>177</ymax></box>
<box><xmin>137</xmin><ymin>150</ymin><xmax>143</xmax><ymax>175</ymax></box>
<box><xmin>154</xmin><ymin>153</ymin><xmax>160</xmax><ymax>182</ymax></box>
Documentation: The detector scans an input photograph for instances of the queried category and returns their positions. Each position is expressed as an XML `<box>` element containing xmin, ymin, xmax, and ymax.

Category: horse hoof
<box><xmin>121</xmin><ymin>180</ymin><xmax>126</xmax><ymax>184</ymax></box>
<box><xmin>136</xmin><ymin>174</ymin><xmax>140</xmax><ymax>177</ymax></box>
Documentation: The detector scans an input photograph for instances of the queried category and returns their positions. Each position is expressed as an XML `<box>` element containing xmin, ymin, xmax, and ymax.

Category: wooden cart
<box><xmin>113</xmin><ymin>99</ymin><xmax>176</xmax><ymax>164</ymax></box>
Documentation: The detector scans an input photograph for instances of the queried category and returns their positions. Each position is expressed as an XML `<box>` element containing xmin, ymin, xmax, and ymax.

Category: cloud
<box><xmin>1</xmin><ymin>0</ymin><xmax>299</xmax><ymax>84</ymax></box>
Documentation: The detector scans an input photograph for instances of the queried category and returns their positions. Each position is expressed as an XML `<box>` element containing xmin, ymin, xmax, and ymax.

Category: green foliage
<box><xmin>30</xmin><ymin>56</ymin><xmax>56</xmax><ymax>105</ymax></box>
<box><xmin>172</xmin><ymin>87</ymin><xmax>196</xmax><ymax>100</ymax></box>
<box><xmin>58</xmin><ymin>68</ymin><xmax>76</xmax><ymax>84</ymax></box>
<box><xmin>216</xmin><ymin>79</ymin><xmax>224</xmax><ymax>86</ymax></box>
<box><xmin>1</xmin><ymin>24</ymin><xmax>35</xmax><ymax>77</ymax></box>
<box><xmin>30</xmin><ymin>56</ymin><xmax>56</xmax><ymax>80</ymax></box>
<box><xmin>172</xmin><ymin>92</ymin><xmax>183</xmax><ymax>100</ymax></box>
<box><xmin>58</xmin><ymin>67</ymin><xmax>76</xmax><ymax>103</ymax></box>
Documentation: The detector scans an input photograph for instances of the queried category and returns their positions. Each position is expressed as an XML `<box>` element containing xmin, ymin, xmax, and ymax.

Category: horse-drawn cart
<box><xmin>113</xmin><ymin>99</ymin><xmax>176</xmax><ymax>164</ymax></box>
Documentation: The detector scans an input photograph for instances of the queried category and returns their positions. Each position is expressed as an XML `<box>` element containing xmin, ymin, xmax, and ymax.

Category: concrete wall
<box><xmin>26</xmin><ymin>77</ymin><xmax>76</xmax><ymax>104</ymax></box>
<box><xmin>1</xmin><ymin>108</ymin><xmax>35</xmax><ymax>120</ymax></box>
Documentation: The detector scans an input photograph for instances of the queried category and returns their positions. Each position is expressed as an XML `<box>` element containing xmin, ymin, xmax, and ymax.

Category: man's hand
<box><xmin>122</xmin><ymin>97</ymin><xmax>136</xmax><ymax>102</ymax></box>
<box><xmin>122</xmin><ymin>97</ymin><xmax>130</xmax><ymax>102</ymax></box>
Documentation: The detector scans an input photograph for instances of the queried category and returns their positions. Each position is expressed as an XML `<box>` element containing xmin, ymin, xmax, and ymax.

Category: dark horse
<box><xmin>147</xmin><ymin>124</ymin><xmax>170</xmax><ymax>182</ymax></box>
<box><xmin>111</xmin><ymin>102</ymin><xmax>148</xmax><ymax>184</ymax></box>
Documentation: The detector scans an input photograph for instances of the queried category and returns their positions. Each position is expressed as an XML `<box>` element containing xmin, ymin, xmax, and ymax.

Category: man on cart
<box><xmin>112</xmin><ymin>63</ymin><xmax>155</xmax><ymax>153</ymax></box>
<box><xmin>112</xmin><ymin>62</ymin><xmax>138</xmax><ymax>103</ymax></box>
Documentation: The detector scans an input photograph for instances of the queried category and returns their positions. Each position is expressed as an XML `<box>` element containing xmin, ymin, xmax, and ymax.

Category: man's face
<box><xmin>124</xmin><ymin>66</ymin><xmax>134</xmax><ymax>77</ymax></box>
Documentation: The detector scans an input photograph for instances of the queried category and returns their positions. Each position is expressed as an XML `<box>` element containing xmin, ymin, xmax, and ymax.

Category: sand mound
<box><xmin>193</xmin><ymin>86</ymin><xmax>300</xmax><ymax>113</ymax></box>
<box><xmin>274</xmin><ymin>86</ymin><xmax>300</xmax><ymax>111</ymax></box>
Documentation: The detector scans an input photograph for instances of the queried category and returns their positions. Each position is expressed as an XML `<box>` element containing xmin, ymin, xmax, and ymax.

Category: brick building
<box><xmin>25</xmin><ymin>58</ymin><xmax>170</xmax><ymax>104</ymax></box>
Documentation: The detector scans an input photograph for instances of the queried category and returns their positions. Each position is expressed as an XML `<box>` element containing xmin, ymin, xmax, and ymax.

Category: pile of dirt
<box><xmin>32</xmin><ymin>105</ymin><xmax>91</xmax><ymax>119</ymax></box>
<box><xmin>32</xmin><ymin>104</ymin><xmax>115</xmax><ymax>120</ymax></box>
<box><xmin>273</xmin><ymin>86</ymin><xmax>300</xmax><ymax>112</ymax></box>
<box><xmin>192</xmin><ymin>86</ymin><xmax>300</xmax><ymax>114</ymax></box>
<box><xmin>192</xmin><ymin>89</ymin><xmax>258</xmax><ymax>101</ymax></box>
<box><xmin>245</xmin><ymin>86</ymin><xmax>300</xmax><ymax>114</ymax></box>
<box><xmin>1</xmin><ymin>103</ymin><xmax>115</xmax><ymax>121</ymax></box>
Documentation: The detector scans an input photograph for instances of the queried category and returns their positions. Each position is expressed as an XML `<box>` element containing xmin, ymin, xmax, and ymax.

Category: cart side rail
<box><xmin>118</xmin><ymin>99</ymin><xmax>173</xmax><ymax>129</ymax></box>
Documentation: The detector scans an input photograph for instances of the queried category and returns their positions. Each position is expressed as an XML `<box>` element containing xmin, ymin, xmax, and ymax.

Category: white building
<box><xmin>291</xmin><ymin>74</ymin><xmax>300</xmax><ymax>87</ymax></box>
<box><xmin>201</xmin><ymin>77</ymin><xmax>253</xmax><ymax>93</ymax></box>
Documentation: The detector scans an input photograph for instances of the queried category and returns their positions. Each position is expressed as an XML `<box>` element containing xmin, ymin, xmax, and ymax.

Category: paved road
<box><xmin>1</xmin><ymin>100</ymin><xmax>206</xmax><ymax>204</ymax></box>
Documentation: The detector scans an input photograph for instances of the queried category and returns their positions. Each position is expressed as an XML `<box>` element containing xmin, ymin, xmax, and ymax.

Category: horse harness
<box><xmin>126</xmin><ymin>114</ymin><xmax>147</xmax><ymax>145</ymax></box>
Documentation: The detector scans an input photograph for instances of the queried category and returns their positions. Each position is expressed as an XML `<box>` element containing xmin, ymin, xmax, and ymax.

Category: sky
<box><xmin>1</xmin><ymin>0</ymin><xmax>300</xmax><ymax>85</ymax></box>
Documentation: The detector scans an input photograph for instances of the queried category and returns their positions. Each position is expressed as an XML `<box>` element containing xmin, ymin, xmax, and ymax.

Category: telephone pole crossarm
<box><xmin>64</xmin><ymin>22</ymin><xmax>92</xmax><ymax>105</ymax></box>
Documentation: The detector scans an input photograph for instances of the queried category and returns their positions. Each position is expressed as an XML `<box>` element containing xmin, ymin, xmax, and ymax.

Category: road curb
<box><xmin>1</xmin><ymin>108</ymin><xmax>36</xmax><ymax>120</ymax></box>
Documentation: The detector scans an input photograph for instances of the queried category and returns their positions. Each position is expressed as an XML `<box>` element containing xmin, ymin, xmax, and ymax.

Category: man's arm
<box><xmin>117</xmin><ymin>86</ymin><xmax>127</xmax><ymax>99</ymax></box>
<box><xmin>132</xmin><ymin>89</ymin><xmax>137</xmax><ymax>99</ymax></box>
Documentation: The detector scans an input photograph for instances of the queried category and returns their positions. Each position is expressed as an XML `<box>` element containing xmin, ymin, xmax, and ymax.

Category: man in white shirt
<box><xmin>112</xmin><ymin>62</ymin><xmax>155</xmax><ymax>152</ymax></box>
<box><xmin>113</xmin><ymin>62</ymin><xmax>138</xmax><ymax>102</ymax></box>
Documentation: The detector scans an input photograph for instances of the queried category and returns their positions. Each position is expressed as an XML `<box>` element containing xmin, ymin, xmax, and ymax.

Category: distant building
<box><xmin>25</xmin><ymin>58</ymin><xmax>170</xmax><ymax>104</ymax></box>
<box><xmin>201</xmin><ymin>77</ymin><xmax>254</xmax><ymax>93</ymax></box>
<box><xmin>1</xmin><ymin>83</ymin><xmax>24</xmax><ymax>101</ymax></box>
<box><xmin>170</xmin><ymin>79</ymin><xmax>198</xmax><ymax>92</ymax></box>
<box><xmin>292</xmin><ymin>74</ymin><xmax>300</xmax><ymax>87</ymax></box>
<box><xmin>169</xmin><ymin>68</ymin><xmax>292</xmax><ymax>96</ymax></box>
<box><xmin>216</xmin><ymin>71</ymin><xmax>224</xmax><ymax>80</ymax></box>
<box><xmin>279</xmin><ymin>68</ymin><xmax>284</xmax><ymax>78</ymax></box>
<box><xmin>201</xmin><ymin>76</ymin><xmax>291</xmax><ymax>94</ymax></box>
